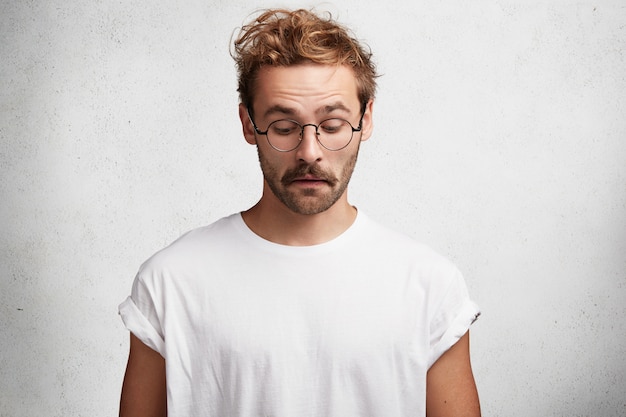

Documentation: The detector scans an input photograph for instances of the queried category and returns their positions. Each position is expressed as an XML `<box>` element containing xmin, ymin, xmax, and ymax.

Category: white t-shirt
<box><xmin>119</xmin><ymin>212</ymin><xmax>479</xmax><ymax>417</ymax></box>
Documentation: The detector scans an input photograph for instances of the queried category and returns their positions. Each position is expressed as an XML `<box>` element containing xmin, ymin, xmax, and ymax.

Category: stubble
<box><xmin>256</xmin><ymin>145</ymin><xmax>360</xmax><ymax>215</ymax></box>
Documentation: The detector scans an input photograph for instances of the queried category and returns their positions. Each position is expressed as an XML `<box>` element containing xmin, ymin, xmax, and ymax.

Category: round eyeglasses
<box><xmin>247</xmin><ymin>109</ymin><xmax>364</xmax><ymax>152</ymax></box>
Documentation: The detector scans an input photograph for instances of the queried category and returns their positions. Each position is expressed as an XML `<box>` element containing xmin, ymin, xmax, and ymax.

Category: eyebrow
<box><xmin>263</xmin><ymin>105</ymin><xmax>296</xmax><ymax>119</ymax></box>
<box><xmin>262</xmin><ymin>102</ymin><xmax>353</xmax><ymax>119</ymax></box>
<box><xmin>319</xmin><ymin>102</ymin><xmax>352</xmax><ymax>116</ymax></box>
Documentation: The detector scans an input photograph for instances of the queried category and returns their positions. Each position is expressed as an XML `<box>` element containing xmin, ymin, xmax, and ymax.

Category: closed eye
<box><xmin>270</xmin><ymin>120</ymin><xmax>300</xmax><ymax>136</ymax></box>
<box><xmin>320</xmin><ymin>119</ymin><xmax>348</xmax><ymax>134</ymax></box>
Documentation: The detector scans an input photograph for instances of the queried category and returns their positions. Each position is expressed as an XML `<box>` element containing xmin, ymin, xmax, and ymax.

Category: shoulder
<box><xmin>356</xmin><ymin>213</ymin><xmax>465</xmax><ymax>296</ymax></box>
<box><xmin>358</xmin><ymin>213</ymin><xmax>456</xmax><ymax>268</ymax></box>
<box><xmin>135</xmin><ymin>213</ymin><xmax>241</xmax><ymax>277</ymax></box>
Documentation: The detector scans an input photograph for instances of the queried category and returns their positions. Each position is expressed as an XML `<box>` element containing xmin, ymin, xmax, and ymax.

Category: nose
<box><xmin>295</xmin><ymin>124</ymin><xmax>323</xmax><ymax>163</ymax></box>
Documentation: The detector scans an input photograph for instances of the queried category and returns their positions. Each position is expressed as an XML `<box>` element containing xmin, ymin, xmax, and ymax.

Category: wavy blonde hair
<box><xmin>232</xmin><ymin>9</ymin><xmax>378</xmax><ymax>113</ymax></box>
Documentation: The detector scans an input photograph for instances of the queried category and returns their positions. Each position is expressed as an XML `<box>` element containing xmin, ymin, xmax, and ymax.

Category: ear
<box><xmin>239</xmin><ymin>103</ymin><xmax>257</xmax><ymax>145</ymax></box>
<box><xmin>359</xmin><ymin>99</ymin><xmax>374</xmax><ymax>142</ymax></box>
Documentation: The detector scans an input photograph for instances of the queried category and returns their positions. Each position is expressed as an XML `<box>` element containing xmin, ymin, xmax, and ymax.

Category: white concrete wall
<box><xmin>1</xmin><ymin>1</ymin><xmax>625</xmax><ymax>415</ymax></box>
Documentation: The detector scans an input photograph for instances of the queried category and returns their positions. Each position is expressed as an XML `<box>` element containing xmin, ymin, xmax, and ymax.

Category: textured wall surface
<box><xmin>1</xmin><ymin>1</ymin><xmax>625</xmax><ymax>416</ymax></box>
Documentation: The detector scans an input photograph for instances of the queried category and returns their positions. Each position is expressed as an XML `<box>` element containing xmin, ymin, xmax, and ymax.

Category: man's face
<box><xmin>241</xmin><ymin>64</ymin><xmax>373</xmax><ymax>215</ymax></box>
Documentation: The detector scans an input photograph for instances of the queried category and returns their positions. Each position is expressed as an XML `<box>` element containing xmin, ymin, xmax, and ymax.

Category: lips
<box><xmin>291</xmin><ymin>176</ymin><xmax>328</xmax><ymax>189</ymax></box>
<box><xmin>294</xmin><ymin>175</ymin><xmax>326</xmax><ymax>182</ymax></box>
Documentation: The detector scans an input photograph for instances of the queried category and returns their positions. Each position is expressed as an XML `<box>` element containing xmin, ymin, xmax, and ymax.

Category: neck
<box><xmin>241</xmin><ymin>191</ymin><xmax>357</xmax><ymax>246</ymax></box>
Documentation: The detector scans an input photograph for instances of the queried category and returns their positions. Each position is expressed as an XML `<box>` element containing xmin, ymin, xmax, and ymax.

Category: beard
<box><xmin>256</xmin><ymin>145</ymin><xmax>360</xmax><ymax>215</ymax></box>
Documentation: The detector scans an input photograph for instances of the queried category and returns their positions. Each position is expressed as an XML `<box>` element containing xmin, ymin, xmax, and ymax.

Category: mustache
<box><xmin>281</xmin><ymin>164</ymin><xmax>338</xmax><ymax>186</ymax></box>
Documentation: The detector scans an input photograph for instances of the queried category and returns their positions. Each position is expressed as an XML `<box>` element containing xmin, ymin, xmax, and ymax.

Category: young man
<box><xmin>119</xmin><ymin>9</ymin><xmax>481</xmax><ymax>417</ymax></box>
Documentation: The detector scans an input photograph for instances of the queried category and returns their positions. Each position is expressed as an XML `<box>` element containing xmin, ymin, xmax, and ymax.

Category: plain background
<box><xmin>1</xmin><ymin>1</ymin><xmax>625</xmax><ymax>416</ymax></box>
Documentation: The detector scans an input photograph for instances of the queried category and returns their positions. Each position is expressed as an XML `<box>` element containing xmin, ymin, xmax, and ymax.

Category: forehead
<box><xmin>253</xmin><ymin>64</ymin><xmax>360</xmax><ymax>116</ymax></box>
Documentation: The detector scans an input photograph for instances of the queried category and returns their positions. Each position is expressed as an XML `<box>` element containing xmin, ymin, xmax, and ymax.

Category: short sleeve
<box><xmin>118</xmin><ymin>273</ymin><xmax>166</xmax><ymax>356</ymax></box>
<box><xmin>427</xmin><ymin>268</ymin><xmax>480</xmax><ymax>368</ymax></box>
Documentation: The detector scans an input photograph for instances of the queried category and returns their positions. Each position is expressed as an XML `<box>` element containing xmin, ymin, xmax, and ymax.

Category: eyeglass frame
<box><xmin>246</xmin><ymin>107</ymin><xmax>366</xmax><ymax>152</ymax></box>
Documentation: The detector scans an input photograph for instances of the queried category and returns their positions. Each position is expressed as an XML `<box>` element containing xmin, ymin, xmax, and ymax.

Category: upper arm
<box><xmin>426</xmin><ymin>331</ymin><xmax>481</xmax><ymax>417</ymax></box>
<box><xmin>120</xmin><ymin>333</ymin><xmax>167</xmax><ymax>417</ymax></box>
